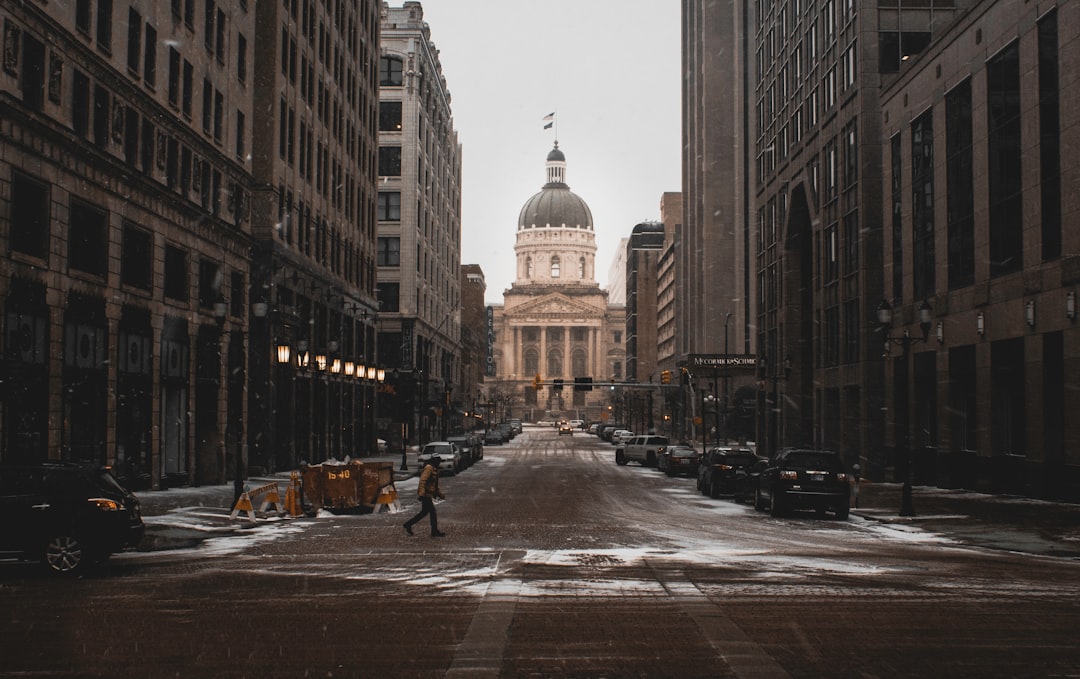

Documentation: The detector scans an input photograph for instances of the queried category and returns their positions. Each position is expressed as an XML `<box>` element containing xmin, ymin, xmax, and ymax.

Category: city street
<box><xmin>2</xmin><ymin>426</ymin><xmax>1079</xmax><ymax>678</ymax></box>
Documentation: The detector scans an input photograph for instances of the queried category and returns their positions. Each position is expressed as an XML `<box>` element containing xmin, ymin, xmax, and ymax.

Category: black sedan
<box><xmin>659</xmin><ymin>445</ymin><xmax>700</xmax><ymax>477</ymax></box>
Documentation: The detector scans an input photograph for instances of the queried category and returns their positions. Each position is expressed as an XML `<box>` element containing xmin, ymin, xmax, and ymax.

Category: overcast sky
<box><xmin>415</xmin><ymin>1</ymin><xmax>683</xmax><ymax>303</ymax></box>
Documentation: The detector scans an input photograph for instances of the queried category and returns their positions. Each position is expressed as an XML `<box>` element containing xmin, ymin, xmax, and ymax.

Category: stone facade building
<box><xmin>880</xmin><ymin>0</ymin><xmax>1080</xmax><ymax>499</ymax></box>
<box><xmin>489</xmin><ymin>144</ymin><xmax>625</xmax><ymax>424</ymax></box>
<box><xmin>375</xmin><ymin>2</ymin><xmax>463</xmax><ymax>445</ymax></box>
<box><xmin>1</xmin><ymin>0</ymin><xmax>256</xmax><ymax>488</ymax></box>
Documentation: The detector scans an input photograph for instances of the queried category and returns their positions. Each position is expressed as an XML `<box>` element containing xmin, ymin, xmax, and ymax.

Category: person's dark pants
<box><xmin>404</xmin><ymin>497</ymin><xmax>438</xmax><ymax>534</ymax></box>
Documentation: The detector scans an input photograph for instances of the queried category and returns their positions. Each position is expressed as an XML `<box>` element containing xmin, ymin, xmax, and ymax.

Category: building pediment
<box><xmin>506</xmin><ymin>292</ymin><xmax>606</xmax><ymax>321</ymax></box>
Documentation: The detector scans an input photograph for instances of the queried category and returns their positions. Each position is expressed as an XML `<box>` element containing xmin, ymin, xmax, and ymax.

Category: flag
<box><xmin>543</xmin><ymin>112</ymin><xmax>555</xmax><ymax>129</ymax></box>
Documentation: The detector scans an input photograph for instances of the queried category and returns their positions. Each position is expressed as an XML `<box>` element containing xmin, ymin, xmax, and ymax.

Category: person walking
<box><xmin>404</xmin><ymin>454</ymin><xmax>446</xmax><ymax>537</ymax></box>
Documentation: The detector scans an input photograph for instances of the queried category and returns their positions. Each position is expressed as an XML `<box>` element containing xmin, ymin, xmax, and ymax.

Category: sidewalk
<box><xmin>850</xmin><ymin>481</ymin><xmax>1080</xmax><ymax>558</ymax></box>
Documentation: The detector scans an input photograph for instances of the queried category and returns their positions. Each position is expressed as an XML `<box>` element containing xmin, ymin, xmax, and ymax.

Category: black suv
<box><xmin>0</xmin><ymin>462</ymin><xmax>145</xmax><ymax>574</ymax></box>
<box><xmin>697</xmin><ymin>446</ymin><xmax>758</xmax><ymax>498</ymax></box>
<box><xmin>755</xmin><ymin>448</ymin><xmax>851</xmax><ymax>519</ymax></box>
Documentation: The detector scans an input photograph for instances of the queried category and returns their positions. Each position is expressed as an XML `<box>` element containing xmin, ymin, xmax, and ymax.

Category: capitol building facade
<box><xmin>487</xmin><ymin>144</ymin><xmax>625</xmax><ymax>423</ymax></box>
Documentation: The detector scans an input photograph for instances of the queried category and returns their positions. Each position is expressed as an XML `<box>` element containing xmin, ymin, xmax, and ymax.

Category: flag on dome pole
<box><xmin>543</xmin><ymin>112</ymin><xmax>555</xmax><ymax>130</ymax></box>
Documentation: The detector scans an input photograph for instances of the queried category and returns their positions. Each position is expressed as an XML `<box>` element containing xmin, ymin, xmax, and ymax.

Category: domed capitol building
<box><xmin>487</xmin><ymin>143</ymin><xmax>626</xmax><ymax>422</ymax></box>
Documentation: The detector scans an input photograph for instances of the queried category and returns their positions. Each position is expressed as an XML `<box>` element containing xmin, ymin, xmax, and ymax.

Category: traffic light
<box><xmin>660</xmin><ymin>370</ymin><xmax>671</xmax><ymax>384</ymax></box>
<box><xmin>533</xmin><ymin>373</ymin><xmax>543</xmax><ymax>390</ymax></box>
<box><xmin>574</xmin><ymin>376</ymin><xmax>593</xmax><ymax>391</ymax></box>
<box><xmin>552</xmin><ymin>379</ymin><xmax>564</xmax><ymax>392</ymax></box>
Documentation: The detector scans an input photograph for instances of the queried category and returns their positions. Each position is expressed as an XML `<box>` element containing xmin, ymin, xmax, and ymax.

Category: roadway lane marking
<box><xmin>445</xmin><ymin>551</ymin><xmax>524</xmax><ymax>678</ymax></box>
<box><xmin>646</xmin><ymin>560</ymin><xmax>791</xmax><ymax>679</ymax></box>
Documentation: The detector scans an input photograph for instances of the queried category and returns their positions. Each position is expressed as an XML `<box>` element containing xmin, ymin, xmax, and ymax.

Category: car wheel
<box><xmin>615</xmin><ymin>450</ymin><xmax>627</xmax><ymax>466</ymax></box>
<box><xmin>834</xmin><ymin>504</ymin><xmax>850</xmax><ymax>520</ymax></box>
<box><xmin>646</xmin><ymin>451</ymin><xmax>657</xmax><ymax>467</ymax></box>
<box><xmin>769</xmin><ymin>491</ymin><xmax>786</xmax><ymax>517</ymax></box>
<box><xmin>665</xmin><ymin>466</ymin><xmax>675</xmax><ymax>477</ymax></box>
<box><xmin>709</xmin><ymin>479</ymin><xmax>721</xmax><ymax>499</ymax></box>
<box><xmin>754</xmin><ymin>488</ymin><xmax>765</xmax><ymax>511</ymax></box>
<box><xmin>43</xmin><ymin>533</ymin><xmax>90</xmax><ymax>575</ymax></box>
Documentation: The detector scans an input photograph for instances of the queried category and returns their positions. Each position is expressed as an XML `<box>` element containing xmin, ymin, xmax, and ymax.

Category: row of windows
<box><xmin>277</xmin><ymin>188</ymin><xmax>374</xmax><ymax>292</ymax></box>
<box><xmin>9</xmin><ymin>171</ymin><xmax>244</xmax><ymax>317</ymax></box>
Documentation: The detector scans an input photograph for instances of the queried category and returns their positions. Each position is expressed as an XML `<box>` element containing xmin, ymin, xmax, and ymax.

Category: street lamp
<box><xmin>877</xmin><ymin>298</ymin><xmax>932</xmax><ymax>517</ymax></box>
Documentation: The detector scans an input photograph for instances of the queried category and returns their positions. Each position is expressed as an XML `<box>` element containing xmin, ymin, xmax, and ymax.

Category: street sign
<box><xmin>687</xmin><ymin>354</ymin><xmax>758</xmax><ymax>369</ymax></box>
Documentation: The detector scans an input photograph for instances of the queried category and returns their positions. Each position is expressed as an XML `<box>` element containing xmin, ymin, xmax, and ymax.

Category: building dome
<box><xmin>518</xmin><ymin>143</ymin><xmax>593</xmax><ymax>231</ymax></box>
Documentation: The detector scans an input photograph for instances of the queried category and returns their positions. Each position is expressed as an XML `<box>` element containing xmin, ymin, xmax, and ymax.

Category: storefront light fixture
<box><xmin>315</xmin><ymin>354</ymin><xmax>327</xmax><ymax>371</ymax></box>
<box><xmin>276</xmin><ymin>343</ymin><xmax>291</xmax><ymax>364</ymax></box>
<box><xmin>1026</xmin><ymin>299</ymin><xmax>1036</xmax><ymax>328</ymax></box>
<box><xmin>344</xmin><ymin>362</ymin><xmax>355</xmax><ymax>376</ymax></box>
<box><xmin>377</xmin><ymin>368</ymin><xmax>386</xmax><ymax>382</ymax></box>
<box><xmin>356</xmin><ymin>363</ymin><xmax>366</xmax><ymax>379</ymax></box>
<box><xmin>936</xmin><ymin>321</ymin><xmax>944</xmax><ymax>344</ymax></box>
<box><xmin>331</xmin><ymin>358</ymin><xmax>342</xmax><ymax>374</ymax></box>
<box><xmin>976</xmin><ymin>311</ymin><xmax>985</xmax><ymax>336</ymax></box>
<box><xmin>1067</xmin><ymin>291</ymin><xmax>1075</xmax><ymax>321</ymax></box>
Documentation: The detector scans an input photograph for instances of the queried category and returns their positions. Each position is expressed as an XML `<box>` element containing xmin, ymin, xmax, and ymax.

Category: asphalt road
<box><xmin>2</xmin><ymin>427</ymin><xmax>1079</xmax><ymax>678</ymax></box>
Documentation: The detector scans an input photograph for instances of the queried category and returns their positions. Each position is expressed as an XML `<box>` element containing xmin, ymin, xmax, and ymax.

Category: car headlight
<box><xmin>89</xmin><ymin>498</ymin><xmax>123</xmax><ymax>511</ymax></box>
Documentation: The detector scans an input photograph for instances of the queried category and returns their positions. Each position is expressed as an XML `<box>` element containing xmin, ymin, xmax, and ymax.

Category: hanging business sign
<box><xmin>485</xmin><ymin>306</ymin><xmax>496</xmax><ymax>377</ymax></box>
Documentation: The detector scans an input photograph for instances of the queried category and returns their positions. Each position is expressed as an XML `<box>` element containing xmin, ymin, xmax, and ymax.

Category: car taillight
<box><xmin>718</xmin><ymin>464</ymin><xmax>732</xmax><ymax>471</ymax></box>
<box><xmin>836</xmin><ymin>473</ymin><xmax>848</xmax><ymax>482</ymax></box>
<box><xmin>780</xmin><ymin>470</ymin><xmax>798</xmax><ymax>480</ymax></box>
<box><xmin>89</xmin><ymin>498</ymin><xmax>122</xmax><ymax>511</ymax></box>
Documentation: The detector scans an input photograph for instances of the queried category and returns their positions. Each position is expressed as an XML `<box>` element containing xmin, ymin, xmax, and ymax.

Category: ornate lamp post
<box><xmin>877</xmin><ymin>299</ymin><xmax>932</xmax><ymax>517</ymax></box>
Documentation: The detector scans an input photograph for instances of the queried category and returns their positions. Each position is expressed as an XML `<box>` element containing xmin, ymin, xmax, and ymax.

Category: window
<box><xmin>379</xmin><ymin>56</ymin><xmax>403</xmax><ymax>86</ymax></box>
<box><xmin>987</xmin><ymin>41</ymin><xmax>1022</xmax><ymax>277</ymax></box>
<box><xmin>73</xmin><ymin>70</ymin><xmax>90</xmax><ymax>137</ymax></box>
<box><xmin>376</xmin><ymin>282</ymin><xmax>399</xmax><ymax>312</ymax></box>
<box><xmin>96</xmin><ymin>0</ymin><xmax>113</xmax><ymax>53</ymax></box>
<box><xmin>613</xmin><ymin>331</ymin><xmax>622</xmax><ymax>344</ymax></box>
<box><xmin>378</xmin><ymin>146</ymin><xmax>401</xmax><ymax>176</ymax></box>
<box><xmin>230</xmin><ymin>271</ymin><xmax>245</xmax><ymax>318</ymax></box>
<box><xmin>168</xmin><ymin>48</ymin><xmax>180</xmax><ymax>107</ymax></box>
<box><xmin>237</xmin><ymin>33</ymin><xmax>247</xmax><ymax>83</ymax></box>
<box><xmin>377</xmin><ymin>237</ymin><xmax>400</xmax><ymax>266</ymax></box>
<box><xmin>144</xmin><ymin>24</ymin><xmax>157</xmax><ymax>87</ymax></box>
<box><xmin>235</xmin><ymin>111</ymin><xmax>245</xmax><ymax>159</ymax></box>
<box><xmin>164</xmin><ymin>244</ymin><xmax>188</xmax><ymax>301</ymax></box>
<box><xmin>551</xmin><ymin>255</ymin><xmax>560</xmax><ymax>278</ymax></box>
<box><xmin>182</xmin><ymin>60</ymin><xmax>193</xmax><ymax>118</ymax></box>
<box><xmin>579</xmin><ymin>257</ymin><xmax>585</xmax><ymax>278</ymax></box>
<box><xmin>202</xmin><ymin>79</ymin><xmax>212</xmax><ymax>133</ymax></box>
<box><xmin>912</xmin><ymin>110</ymin><xmax>935</xmax><ymax>299</ymax></box>
<box><xmin>10</xmin><ymin>172</ymin><xmax>49</xmax><ymax>260</ymax></box>
<box><xmin>946</xmin><ymin>79</ymin><xmax>975</xmax><ymax>289</ymax></box>
<box><xmin>121</xmin><ymin>222</ymin><xmax>152</xmax><ymax>290</ymax></box>
<box><xmin>93</xmin><ymin>85</ymin><xmax>109</xmax><ymax>147</ymax></box>
<box><xmin>377</xmin><ymin>191</ymin><xmax>400</xmax><ymax>220</ymax></box>
<box><xmin>76</xmin><ymin>0</ymin><xmax>92</xmax><ymax>34</ymax></box>
<box><xmin>68</xmin><ymin>199</ymin><xmax>108</xmax><ymax>277</ymax></box>
<box><xmin>198</xmin><ymin>260</ymin><xmax>220</xmax><ymax>310</ymax></box>
<box><xmin>379</xmin><ymin>101</ymin><xmax>402</xmax><ymax>131</ymax></box>
<box><xmin>890</xmin><ymin>133</ymin><xmax>903</xmax><ymax>301</ymax></box>
<box><xmin>20</xmin><ymin>34</ymin><xmax>45</xmax><ymax>112</ymax></box>
<box><xmin>1039</xmin><ymin>10</ymin><xmax>1061</xmax><ymax>261</ymax></box>
<box><xmin>127</xmin><ymin>8</ymin><xmax>142</xmax><ymax>74</ymax></box>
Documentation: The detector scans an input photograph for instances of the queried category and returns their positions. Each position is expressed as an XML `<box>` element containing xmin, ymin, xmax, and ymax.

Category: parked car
<box><xmin>755</xmin><ymin>448</ymin><xmax>851</xmax><ymax>519</ymax></box>
<box><xmin>446</xmin><ymin>435</ymin><xmax>481</xmax><ymax>467</ymax></box>
<box><xmin>611</xmin><ymin>429</ymin><xmax>635</xmax><ymax>445</ymax></box>
<box><xmin>617</xmin><ymin>435</ymin><xmax>669</xmax><ymax>467</ymax></box>
<box><xmin>659</xmin><ymin>445</ymin><xmax>700</xmax><ymax>477</ymax></box>
<box><xmin>588</xmin><ymin>423</ymin><xmax>600</xmax><ymax>435</ymax></box>
<box><xmin>697</xmin><ymin>446</ymin><xmax>759</xmax><ymax>498</ymax></box>
<box><xmin>418</xmin><ymin>441</ymin><xmax>462</xmax><ymax>475</ymax></box>
<box><xmin>569</xmin><ymin>419</ymin><xmax>585</xmax><ymax>430</ymax></box>
<box><xmin>732</xmin><ymin>457</ymin><xmax>769</xmax><ymax>504</ymax></box>
<box><xmin>483</xmin><ymin>428</ymin><xmax>506</xmax><ymax>445</ymax></box>
<box><xmin>0</xmin><ymin>462</ymin><xmax>145</xmax><ymax>575</ymax></box>
<box><xmin>599</xmin><ymin>424</ymin><xmax>622</xmax><ymax>442</ymax></box>
<box><xmin>508</xmin><ymin>419</ymin><xmax>523</xmax><ymax>436</ymax></box>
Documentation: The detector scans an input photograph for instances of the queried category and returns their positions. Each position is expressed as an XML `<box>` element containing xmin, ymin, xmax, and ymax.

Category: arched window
<box><xmin>547</xmin><ymin>350</ymin><xmax>562</xmax><ymax>378</ymax></box>
<box><xmin>578</xmin><ymin>257</ymin><xmax>585</xmax><ymax>278</ymax></box>
<box><xmin>551</xmin><ymin>255</ymin><xmax>561</xmax><ymax>278</ymax></box>
<box><xmin>572</xmin><ymin>349</ymin><xmax>587</xmax><ymax>377</ymax></box>
<box><xmin>526</xmin><ymin>256</ymin><xmax>533</xmax><ymax>278</ymax></box>
<box><xmin>524</xmin><ymin>349</ymin><xmax>539</xmax><ymax>375</ymax></box>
